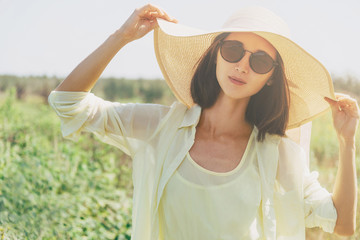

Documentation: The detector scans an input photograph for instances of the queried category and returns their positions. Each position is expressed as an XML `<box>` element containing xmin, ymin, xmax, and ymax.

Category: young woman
<box><xmin>49</xmin><ymin>4</ymin><xmax>359</xmax><ymax>239</ymax></box>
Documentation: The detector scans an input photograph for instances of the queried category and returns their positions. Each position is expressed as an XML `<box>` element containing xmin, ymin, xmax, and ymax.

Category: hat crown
<box><xmin>222</xmin><ymin>6</ymin><xmax>291</xmax><ymax>38</ymax></box>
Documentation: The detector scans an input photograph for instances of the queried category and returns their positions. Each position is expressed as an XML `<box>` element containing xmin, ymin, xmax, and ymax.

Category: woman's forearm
<box><xmin>54</xmin><ymin>4</ymin><xmax>177</xmax><ymax>92</ymax></box>
<box><xmin>332</xmin><ymin>140</ymin><xmax>357</xmax><ymax>236</ymax></box>
<box><xmin>55</xmin><ymin>30</ymin><xmax>128</xmax><ymax>92</ymax></box>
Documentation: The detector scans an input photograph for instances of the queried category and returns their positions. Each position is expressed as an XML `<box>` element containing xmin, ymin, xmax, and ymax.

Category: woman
<box><xmin>49</xmin><ymin>4</ymin><xmax>359</xmax><ymax>239</ymax></box>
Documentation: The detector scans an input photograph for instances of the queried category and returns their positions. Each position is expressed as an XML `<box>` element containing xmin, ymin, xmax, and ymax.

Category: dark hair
<box><xmin>190</xmin><ymin>32</ymin><xmax>290</xmax><ymax>141</ymax></box>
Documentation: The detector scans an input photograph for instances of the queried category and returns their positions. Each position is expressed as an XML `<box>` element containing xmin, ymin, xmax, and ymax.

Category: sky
<box><xmin>1</xmin><ymin>0</ymin><xmax>359</xmax><ymax>80</ymax></box>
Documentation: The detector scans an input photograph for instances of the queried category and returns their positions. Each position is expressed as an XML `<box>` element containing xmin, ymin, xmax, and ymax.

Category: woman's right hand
<box><xmin>54</xmin><ymin>4</ymin><xmax>176</xmax><ymax>92</ymax></box>
<box><xmin>119</xmin><ymin>4</ymin><xmax>177</xmax><ymax>44</ymax></box>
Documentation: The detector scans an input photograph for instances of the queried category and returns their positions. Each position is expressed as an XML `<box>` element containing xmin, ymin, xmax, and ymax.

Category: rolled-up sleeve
<box><xmin>277</xmin><ymin>138</ymin><xmax>338</xmax><ymax>234</ymax></box>
<box><xmin>48</xmin><ymin>91</ymin><xmax>170</xmax><ymax>156</ymax></box>
<box><xmin>303</xmin><ymin>169</ymin><xmax>337</xmax><ymax>233</ymax></box>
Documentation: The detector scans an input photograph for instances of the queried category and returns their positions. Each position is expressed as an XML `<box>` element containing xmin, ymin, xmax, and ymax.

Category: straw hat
<box><xmin>153</xmin><ymin>6</ymin><xmax>335</xmax><ymax>129</ymax></box>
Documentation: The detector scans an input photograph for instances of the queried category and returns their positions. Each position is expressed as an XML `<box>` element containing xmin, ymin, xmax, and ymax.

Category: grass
<box><xmin>0</xmin><ymin>89</ymin><xmax>133</xmax><ymax>239</ymax></box>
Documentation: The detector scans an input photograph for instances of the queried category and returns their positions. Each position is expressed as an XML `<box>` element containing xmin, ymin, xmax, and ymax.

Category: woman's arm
<box><xmin>325</xmin><ymin>94</ymin><xmax>359</xmax><ymax>236</ymax></box>
<box><xmin>55</xmin><ymin>4</ymin><xmax>177</xmax><ymax>92</ymax></box>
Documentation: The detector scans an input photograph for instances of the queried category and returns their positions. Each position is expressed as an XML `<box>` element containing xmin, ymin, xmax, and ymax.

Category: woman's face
<box><xmin>216</xmin><ymin>32</ymin><xmax>277</xmax><ymax>101</ymax></box>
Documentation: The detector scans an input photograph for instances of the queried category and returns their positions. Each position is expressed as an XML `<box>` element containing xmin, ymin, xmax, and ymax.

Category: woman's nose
<box><xmin>234</xmin><ymin>52</ymin><xmax>251</xmax><ymax>73</ymax></box>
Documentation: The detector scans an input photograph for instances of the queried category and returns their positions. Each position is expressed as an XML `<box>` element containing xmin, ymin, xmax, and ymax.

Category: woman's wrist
<box><xmin>338</xmin><ymin>136</ymin><xmax>356</xmax><ymax>150</ymax></box>
<box><xmin>109</xmin><ymin>28</ymin><xmax>132</xmax><ymax>48</ymax></box>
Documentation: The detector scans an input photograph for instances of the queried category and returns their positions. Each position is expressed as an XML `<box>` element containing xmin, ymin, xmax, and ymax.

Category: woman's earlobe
<box><xmin>266</xmin><ymin>79</ymin><xmax>273</xmax><ymax>86</ymax></box>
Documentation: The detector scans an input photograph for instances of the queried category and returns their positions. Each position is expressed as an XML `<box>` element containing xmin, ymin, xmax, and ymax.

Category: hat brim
<box><xmin>154</xmin><ymin>19</ymin><xmax>336</xmax><ymax>129</ymax></box>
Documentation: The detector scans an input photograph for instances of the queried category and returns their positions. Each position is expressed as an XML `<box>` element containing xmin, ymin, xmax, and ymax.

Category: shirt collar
<box><xmin>177</xmin><ymin>105</ymin><xmax>280</xmax><ymax>145</ymax></box>
<box><xmin>179</xmin><ymin>104</ymin><xmax>202</xmax><ymax>129</ymax></box>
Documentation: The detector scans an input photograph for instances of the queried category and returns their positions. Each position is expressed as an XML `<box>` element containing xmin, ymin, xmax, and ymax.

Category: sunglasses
<box><xmin>219</xmin><ymin>40</ymin><xmax>278</xmax><ymax>74</ymax></box>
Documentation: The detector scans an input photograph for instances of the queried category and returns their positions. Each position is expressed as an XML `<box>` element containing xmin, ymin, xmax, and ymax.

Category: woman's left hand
<box><xmin>325</xmin><ymin>93</ymin><xmax>359</xmax><ymax>143</ymax></box>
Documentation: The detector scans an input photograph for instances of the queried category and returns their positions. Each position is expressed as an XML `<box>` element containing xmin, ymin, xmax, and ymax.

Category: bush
<box><xmin>102</xmin><ymin>78</ymin><xmax>135</xmax><ymax>101</ymax></box>
<box><xmin>0</xmin><ymin>90</ymin><xmax>133</xmax><ymax>239</ymax></box>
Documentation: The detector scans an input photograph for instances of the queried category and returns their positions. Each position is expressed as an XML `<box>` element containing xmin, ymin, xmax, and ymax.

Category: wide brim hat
<box><xmin>154</xmin><ymin>6</ymin><xmax>336</xmax><ymax>129</ymax></box>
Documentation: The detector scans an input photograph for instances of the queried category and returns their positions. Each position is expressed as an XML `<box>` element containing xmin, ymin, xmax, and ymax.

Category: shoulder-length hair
<box><xmin>190</xmin><ymin>32</ymin><xmax>290</xmax><ymax>141</ymax></box>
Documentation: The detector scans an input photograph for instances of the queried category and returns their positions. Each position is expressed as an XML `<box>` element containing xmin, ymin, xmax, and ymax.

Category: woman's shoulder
<box><xmin>257</xmin><ymin>127</ymin><xmax>305</xmax><ymax>151</ymax></box>
<box><xmin>279</xmin><ymin>136</ymin><xmax>305</xmax><ymax>152</ymax></box>
<box><xmin>278</xmin><ymin>135</ymin><xmax>306</xmax><ymax>160</ymax></box>
<box><xmin>257</xmin><ymin>130</ymin><xmax>307</xmax><ymax>165</ymax></box>
<box><xmin>161</xmin><ymin>101</ymin><xmax>201</xmax><ymax>128</ymax></box>
<box><xmin>277</xmin><ymin>135</ymin><xmax>307</xmax><ymax>171</ymax></box>
<box><xmin>143</xmin><ymin>101</ymin><xmax>194</xmax><ymax>136</ymax></box>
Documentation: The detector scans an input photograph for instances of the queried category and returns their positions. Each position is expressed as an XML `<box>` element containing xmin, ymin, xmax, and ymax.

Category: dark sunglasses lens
<box><xmin>250</xmin><ymin>51</ymin><xmax>275</xmax><ymax>74</ymax></box>
<box><xmin>220</xmin><ymin>41</ymin><xmax>244</xmax><ymax>63</ymax></box>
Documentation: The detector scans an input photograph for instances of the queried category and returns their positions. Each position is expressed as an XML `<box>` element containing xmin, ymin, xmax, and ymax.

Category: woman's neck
<box><xmin>197</xmin><ymin>92</ymin><xmax>253</xmax><ymax>139</ymax></box>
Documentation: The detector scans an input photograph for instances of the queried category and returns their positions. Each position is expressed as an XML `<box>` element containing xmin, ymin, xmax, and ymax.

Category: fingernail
<box><xmin>324</xmin><ymin>96</ymin><xmax>338</xmax><ymax>102</ymax></box>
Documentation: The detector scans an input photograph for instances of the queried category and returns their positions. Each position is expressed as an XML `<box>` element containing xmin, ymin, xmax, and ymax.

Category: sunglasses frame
<box><xmin>219</xmin><ymin>40</ymin><xmax>278</xmax><ymax>74</ymax></box>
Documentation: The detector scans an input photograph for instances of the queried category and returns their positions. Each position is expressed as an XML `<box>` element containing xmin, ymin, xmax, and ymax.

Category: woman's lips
<box><xmin>229</xmin><ymin>76</ymin><xmax>246</xmax><ymax>85</ymax></box>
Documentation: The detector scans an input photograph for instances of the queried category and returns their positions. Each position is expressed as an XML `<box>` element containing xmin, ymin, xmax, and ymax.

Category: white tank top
<box><xmin>159</xmin><ymin>130</ymin><xmax>264</xmax><ymax>239</ymax></box>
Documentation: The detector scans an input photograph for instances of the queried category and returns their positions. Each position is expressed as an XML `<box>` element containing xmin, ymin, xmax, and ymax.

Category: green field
<box><xmin>0</xmin><ymin>76</ymin><xmax>359</xmax><ymax>239</ymax></box>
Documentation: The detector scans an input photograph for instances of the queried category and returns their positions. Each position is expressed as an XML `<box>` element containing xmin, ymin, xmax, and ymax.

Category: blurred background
<box><xmin>0</xmin><ymin>0</ymin><xmax>359</xmax><ymax>239</ymax></box>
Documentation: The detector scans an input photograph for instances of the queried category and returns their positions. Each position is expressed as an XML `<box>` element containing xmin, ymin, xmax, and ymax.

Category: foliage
<box><xmin>0</xmin><ymin>75</ymin><xmax>176</xmax><ymax>105</ymax></box>
<box><xmin>0</xmin><ymin>75</ymin><xmax>61</xmax><ymax>103</ymax></box>
<box><xmin>138</xmin><ymin>79</ymin><xmax>164</xmax><ymax>103</ymax></box>
<box><xmin>102</xmin><ymin>78</ymin><xmax>135</xmax><ymax>101</ymax></box>
<box><xmin>0</xmin><ymin>88</ymin><xmax>133</xmax><ymax>239</ymax></box>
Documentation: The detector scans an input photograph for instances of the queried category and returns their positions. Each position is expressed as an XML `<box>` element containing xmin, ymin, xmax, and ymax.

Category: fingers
<box><xmin>324</xmin><ymin>96</ymin><xmax>338</xmax><ymax>105</ymax></box>
<box><xmin>136</xmin><ymin>4</ymin><xmax>177</xmax><ymax>23</ymax></box>
<box><xmin>325</xmin><ymin>94</ymin><xmax>360</xmax><ymax>119</ymax></box>
<box><xmin>338</xmin><ymin>100</ymin><xmax>359</xmax><ymax>119</ymax></box>
<box><xmin>324</xmin><ymin>96</ymin><xmax>339</xmax><ymax>112</ymax></box>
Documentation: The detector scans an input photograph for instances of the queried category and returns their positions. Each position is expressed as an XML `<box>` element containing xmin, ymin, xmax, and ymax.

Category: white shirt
<box><xmin>48</xmin><ymin>91</ymin><xmax>337</xmax><ymax>240</ymax></box>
